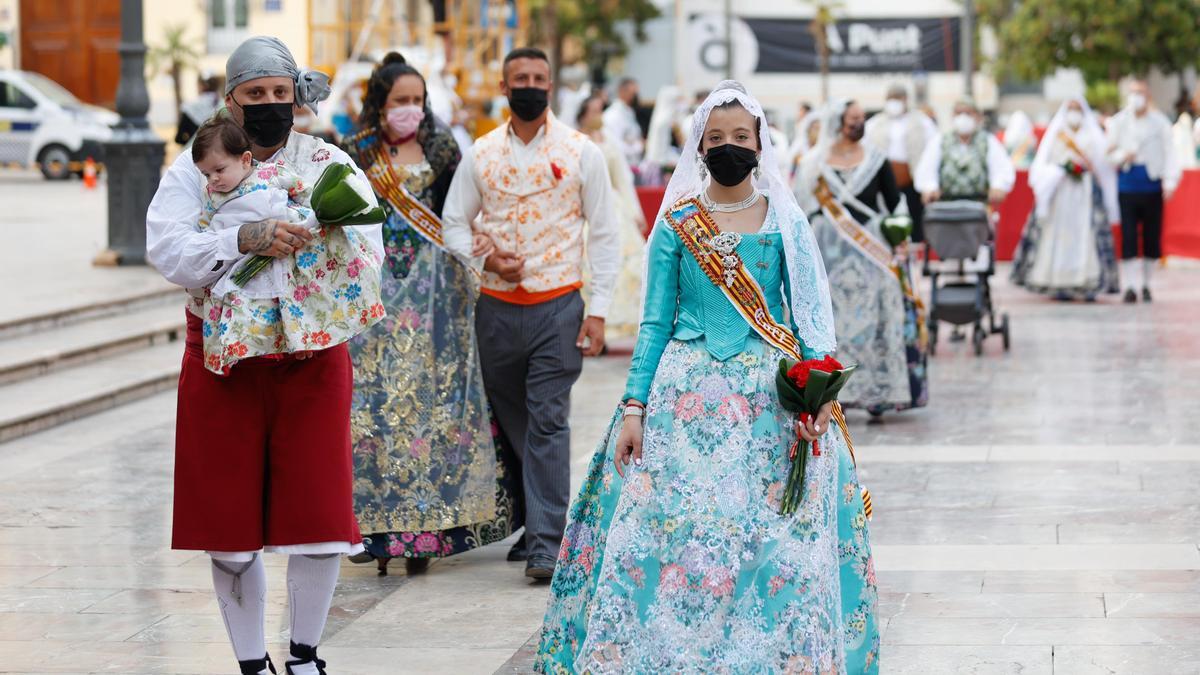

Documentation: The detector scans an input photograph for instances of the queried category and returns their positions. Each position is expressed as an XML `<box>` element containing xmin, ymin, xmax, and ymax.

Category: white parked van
<box><xmin>0</xmin><ymin>70</ymin><xmax>119</xmax><ymax>180</ymax></box>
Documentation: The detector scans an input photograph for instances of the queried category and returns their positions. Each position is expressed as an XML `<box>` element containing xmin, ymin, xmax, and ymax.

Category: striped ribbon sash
<box><xmin>665</xmin><ymin>197</ymin><xmax>872</xmax><ymax>518</ymax></box>
<box><xmin>364</xmin><ymin>144</ymin><xmax>445</xmax><ymax>248</ymax></box>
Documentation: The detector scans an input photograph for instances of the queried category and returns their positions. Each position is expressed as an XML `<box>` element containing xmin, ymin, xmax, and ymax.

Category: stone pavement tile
<box><xmin>990</xmin><ymin>444</ymin><xmax>1200</xmax><ymax>461</ymax></box>
<box><xmin>0</xmin><ymin>640</ymin><xmax>237</xmax><ymax>674</ymax></box>
<box><xmin>878</xmin><ymin>592</ymin><xmax>1105</xmax><ymax>619</ymax></box>
<box><xmin>0</xmin><ymin>611</ymin><xmax>164</xmax><ymax>641</ymax></box>
<box><xmin>1058</xmin><ymin>522</ymin><xmax>1200</xmax><ymax>545</ymax></box>
<box><xmin>0</xmin><ymin>587</ymin><xmax>118</xmax><ymax>613</ymax></box>
<box><xmin>869</xmin><ymin>522</ymin><xmax>1057</xmax><ymax>546</ymax></box>
<box><xmin>79</xmin><ymin>588</ymin><xmax>288</xmax><ymax>615</ymax></box>
<box><xmin>875</xmin><ymin>544</ymin><xmax>1200</xmax><ymax>571</ymax></box>
<box><xmin>879</xmin><ymin>646</ymin><xmax>1052</xmax><ymax>675</ymax></box>
<box><xmin>982</xmin><ymin>570</ymin><xmax>1200</xmax><ymax>594</ymax></box>
<box><xmin>28</xmin><ymin>564</ymin><xmax>218</xmax><ymax>591</ymax></box>
<box><xmin>1103</xmin><ymin>593</ymin><xmax>1200</xmax><ymax>618</ymax></box>
<box><xmin>876</xmin><ymin>571</ymin><xmax>985</xmax><ymax>593</ymax></box>
<box><xmin>329</xmin><ymin>541</ymin><xmax>552</xmax><ymax>652</ymax></box>
<box><xmin>857</xmin><ymin>444</ymin><xmax>991</xmax><ymax>462</ymax></box>
<box><xmin>126</xmin><ymin>613</ymin><xmax>289</xmax><ymax>644</ymax></box>
<box><xmin>318</xmin><ymin>646</ymin><xmax>516</xmax><ymax>675</ymax></box>
<box><xmin>0</xmin><ymin>566</ymin><xmax>59</xmax><ymax>588</ymax></box>
<box><xmin>882</xmin><ymin>616</ymin><xmax>1200</xmax><ymax>646</ymax></box>
<box><xmin>1125</xmin><ymin>461</ymin><xmax>1200</xmax><ymax>492</ymax></box>
<box><xmin>873</xmin><ymin>489</ymin><xmax>997</xmax><ymax>510</ymax></box>
<box><xmin>1052</xmin><ymin>645</ymin><xmax>1200</xmax><ymax>675</ymax></box>
<box><xmin>919</xmin><ymin>462</ymin><xmax>1139</xmax><ymax>493</ymax></box>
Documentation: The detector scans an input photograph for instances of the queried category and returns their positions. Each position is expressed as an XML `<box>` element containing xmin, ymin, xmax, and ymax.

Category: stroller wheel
<box><xmin>972</xmin><ymin>325</ymin><xmax>985</xmax><ymax>356</ymax></box>
<box><xmin>1001</xmin><ymin>314</ymin><xmax>1011</xmax><ymax>351</ymax></box>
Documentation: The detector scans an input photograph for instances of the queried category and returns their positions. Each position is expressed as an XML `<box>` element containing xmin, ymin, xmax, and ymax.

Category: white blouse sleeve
<box><xmin>145</xmin><ymin>151</ymin><xmax>241</xmax><ymax>288</ymax></box>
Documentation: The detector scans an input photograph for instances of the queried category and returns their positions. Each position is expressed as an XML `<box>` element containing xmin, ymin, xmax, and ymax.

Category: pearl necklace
<box><xmin>701</xmin><ymin>189</ymin><xmax>762</xmax><ymax>213</ymax></box>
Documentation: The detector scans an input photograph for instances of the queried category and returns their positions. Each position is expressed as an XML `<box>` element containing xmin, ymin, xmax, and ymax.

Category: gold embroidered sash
<box><xmin>363</xmin><ymin>144</ymin><xmax>444</xmax><ymax>247</ymax></box>
<box><xmin>1057</xmin><ymin>130</ymin><xmax>1088</xmax><ymax>165</ymax></box>
<box><xmin>665</xmin><ymin>198</ymin><xmax>806</xmax><ymax>361</ymax></box>
<box><xmin>665</xmin><ymin>197</ymin><xmax>871</xmax><ymax>517</ymax></box>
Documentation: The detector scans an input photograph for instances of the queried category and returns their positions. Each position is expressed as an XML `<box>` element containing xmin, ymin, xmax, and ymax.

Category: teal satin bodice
<box><xmin>624</xmin><ymin>206</ymin><xmax>818</xmax><ymax>402</ymax></box>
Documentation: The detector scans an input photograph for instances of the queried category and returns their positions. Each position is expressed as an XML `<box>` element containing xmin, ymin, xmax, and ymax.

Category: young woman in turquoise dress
<box><xmin>341</xmin><ymin>53</ymin><xmax>519</xmax><ymax>576</ymax></box>
<box><xmin>536</xmin><ymin>81</ymin><xmax>880</xmax><ymax>673</ymax></box>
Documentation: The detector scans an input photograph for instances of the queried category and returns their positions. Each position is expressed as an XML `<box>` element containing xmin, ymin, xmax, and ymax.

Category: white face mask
<box><xmin>1128</xmin><ymin>93</ymin><xmax>1147</xmax><ymax>111</ymax></box>
<box><xmin>884</xmin><ymin>99</ymin><xmax>906</xmax><ymax>118</ymax></box>
<box><xmin>1064</xmin><ymin>109</ymin><xmax>1084</xmax><ymax>129</ymax></box>
<box><xmin>953</xmin><ymin>113</ymin><xmax>977</xmax><ymax>136</ymax></box>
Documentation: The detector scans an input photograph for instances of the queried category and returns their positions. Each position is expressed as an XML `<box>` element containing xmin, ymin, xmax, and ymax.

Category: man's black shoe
<box><xmin>525</xmin><ymin>556</ymin><xmax>556</xmax><ymax>580</ymax></box>
<box><xmin>1142</xmin><ymin>288</ymin><xmax>1152</xmax><ymax>303</ymax></box>
<box><xmin>1123</xmin><ymin>289</ymin><xmax>1137</xmax><ymax>304</ymax></box>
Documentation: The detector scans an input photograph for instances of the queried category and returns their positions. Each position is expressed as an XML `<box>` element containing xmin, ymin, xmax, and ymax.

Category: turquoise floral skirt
<box><xmin>535</xmin><ymin>337</ymin><xmax>880</xmax><ymax>674</ymax></box>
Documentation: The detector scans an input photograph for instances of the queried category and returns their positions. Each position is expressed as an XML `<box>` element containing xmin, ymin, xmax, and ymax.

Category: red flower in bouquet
<box><xmin>774</xmin><ymin>356</ymin><xmax>856</xmax><ymax>515</ymax></box>
<box><xmin>787</xmin><ymin>355</ymin><xmax>844</xmax><ymax>389</ymax></box>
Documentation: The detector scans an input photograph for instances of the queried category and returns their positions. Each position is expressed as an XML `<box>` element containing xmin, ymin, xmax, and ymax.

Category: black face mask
<box><xmin>237</xmin><ymin>99</ymin><xmax>294</xmax><ymax>147</ymax></box>
<box><xmin>508</xmin><ymin>87</ymin><xmax>549</xmax><ymax>122</ymax></box>
<box><xmin>703</xmin><ymin>143</ymin><xmax>759</xmax><ymax>187</ymax></box>
<box><xmin>845</xmin><ymin>122</ymin><xmax>865</xmax><ymax>142</ymax></box>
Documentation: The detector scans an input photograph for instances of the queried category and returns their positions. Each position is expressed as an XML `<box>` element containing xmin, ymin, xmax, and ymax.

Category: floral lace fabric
<box><xmin>536</xmin><ymin>337</ymin><xmax>880</xmax><ymax>673</ymax></box>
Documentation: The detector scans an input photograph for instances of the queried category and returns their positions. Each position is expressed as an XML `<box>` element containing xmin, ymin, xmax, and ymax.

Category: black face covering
<box><xmin>508</xmin><ymin>87</ymin><xmax>549</xmax><ymax>122</ymax></box>
<box><xmin>703</xmin><ymin>143</ymin><xmax>759</xmax><ymax>187</ymax></box>
<box><xmin>845</xmin><ymin>122</ymin><xmax>865</xmax><ymax>142</ymax></box>
<box><xmin>237</xmin><ymin>100</ymin><xmax>294</xmax><ymax>147</ymax></box>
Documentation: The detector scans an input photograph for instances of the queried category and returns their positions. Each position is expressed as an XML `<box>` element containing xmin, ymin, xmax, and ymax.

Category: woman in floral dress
<box><xmin>342</xmin><ymin>53</ymin><xmax>518</xmax><ymax>576</ymax></box>
<box><xmin>536</xmin><ymin>81</ymin><xmax>879</xmax><ymax>673</ymax></box>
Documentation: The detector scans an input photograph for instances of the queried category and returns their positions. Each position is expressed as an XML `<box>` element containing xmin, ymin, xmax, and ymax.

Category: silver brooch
<box><xmin>707</xmin><ymin>232</ymin><xmax>743</xmax><ymax>286</ymax></box>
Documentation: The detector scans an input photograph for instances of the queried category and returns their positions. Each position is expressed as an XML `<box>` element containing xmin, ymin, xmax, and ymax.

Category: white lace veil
<box><xmin>1031</xmin><ymin>97</ymin><xmax>1119</xmax><ymax>223</ymax></box>
<box><xmin>652</xmin><ymin>80</ymin><xmax>836</xmax><ymax>355</ymax></box>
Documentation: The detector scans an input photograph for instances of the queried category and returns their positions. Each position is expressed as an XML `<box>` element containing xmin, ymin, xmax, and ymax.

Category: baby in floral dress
<box><xmin>191</xmin><ymin>117</ymin><xmax>384</xmax><ymax>374</ymax></box>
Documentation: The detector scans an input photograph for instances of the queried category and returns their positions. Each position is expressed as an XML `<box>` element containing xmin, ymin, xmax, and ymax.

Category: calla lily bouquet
<box><xmin>231</xmin><ymin>163</ymin><xmax>385</xmax><ymax>287</ymax></box>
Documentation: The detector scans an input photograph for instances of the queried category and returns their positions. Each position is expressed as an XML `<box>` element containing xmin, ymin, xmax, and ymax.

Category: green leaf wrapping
<box><xmin>309</xmin><ymin>162</ymin><xmax>385</xmax><ymax>225</ymax></box>
<box><xmin>882</xmin><ymin>215</ymin><xmax>913</xmax><ymax>248</ymax></box>
<box><xmin>774</xmin><ymin>360</ymin><xmax>858</xmax><ymax>515</ymax></box>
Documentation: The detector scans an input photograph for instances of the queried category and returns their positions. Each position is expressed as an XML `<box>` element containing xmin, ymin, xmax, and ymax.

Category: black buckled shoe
<box><xmin>239</xmin><ymin>653</ymin><xmax>276</xmax><ymax>675</ymax></box>
<box><xmin>285</xmin><ymin>642</ymin><xmax>327</xmax><ymax>675</ymax></box>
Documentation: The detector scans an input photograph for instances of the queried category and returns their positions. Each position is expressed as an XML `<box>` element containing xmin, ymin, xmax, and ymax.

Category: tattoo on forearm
<box><xmin>238</xmin><ymin>221</ymin><xmax>275</xmax><ymax>254</ymax></box>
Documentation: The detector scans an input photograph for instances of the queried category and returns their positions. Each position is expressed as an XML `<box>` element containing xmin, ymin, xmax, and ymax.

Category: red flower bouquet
<box><xmin>1062</xmin><ymin>159</ymin><xmax>1087</xmax><ymax>181</ymax></box>
<box><xmin>775</xmin><ymin>356</ymin><xmax>856</xmax><ymax>515</ymax></box>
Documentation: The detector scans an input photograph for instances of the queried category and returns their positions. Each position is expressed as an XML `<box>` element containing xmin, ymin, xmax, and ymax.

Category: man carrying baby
<box><xmin>145</xmin><ymin>36</ymin><xmax>384</xmax><ymax>675</ymax></box>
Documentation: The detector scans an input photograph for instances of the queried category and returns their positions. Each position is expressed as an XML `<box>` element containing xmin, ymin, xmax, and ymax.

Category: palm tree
<box><xmin>148</xmin><ymin>24</ymin><xmax>201</xmax><ymax>117</ymax></box>
<box><xmin>803</xmin><ymin>1</ymin><xmax>844</xmax><ymax>103</ymax></box>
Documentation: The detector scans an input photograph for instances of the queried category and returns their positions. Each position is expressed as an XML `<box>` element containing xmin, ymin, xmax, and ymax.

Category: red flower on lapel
<box><xmin>550</xmin><ymin>161</ymin><xmax>564</xmax><ymax>181</ymax></box>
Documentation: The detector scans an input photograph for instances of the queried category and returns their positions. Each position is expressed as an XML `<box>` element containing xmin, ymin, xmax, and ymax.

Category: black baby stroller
<box><xmin>922</xmin><ymin>200</ymin><xmax>1011</xmax><ymax>356</ymax></box>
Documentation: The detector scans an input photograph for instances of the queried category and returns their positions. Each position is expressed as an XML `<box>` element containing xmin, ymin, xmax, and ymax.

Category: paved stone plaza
<box><xmin>1</xmin><ymin>174</ymin><xmax>1198</xmax><ymax>673</ymax></box>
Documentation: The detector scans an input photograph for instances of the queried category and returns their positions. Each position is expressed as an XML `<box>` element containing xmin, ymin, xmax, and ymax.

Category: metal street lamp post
<box><xmin>97</xmin><ymin>0</ymin><xmax>165</xmax><ymax>266</ymax></box>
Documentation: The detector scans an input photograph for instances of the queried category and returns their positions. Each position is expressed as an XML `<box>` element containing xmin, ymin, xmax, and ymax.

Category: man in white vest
<box><xmin>865</xmin><ymin>84</ymin><xmax>937</xmax><ymax>242</ymax></box>
<box><xmin>1106</xmin><ymin>78</ymin><xmax>1180</xmax><ymax>303</ymax></box>
<box><xmin>443</xmin><ymin>47</ymin><xmax>620</xmax><ymax>579</ymax></box>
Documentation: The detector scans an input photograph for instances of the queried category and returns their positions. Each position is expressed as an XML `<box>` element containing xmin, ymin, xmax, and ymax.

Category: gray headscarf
<box><xmin>224</xmin><ymin>36</ymin><xmax>331</xmax><ymax>114</ymax></box>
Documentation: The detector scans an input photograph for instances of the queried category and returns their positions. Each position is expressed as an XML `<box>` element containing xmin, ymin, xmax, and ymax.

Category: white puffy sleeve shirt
<box><xmin>146</xmin><ymin>133</ymin><xmax>384</xmax><ymax>290</ymax></box>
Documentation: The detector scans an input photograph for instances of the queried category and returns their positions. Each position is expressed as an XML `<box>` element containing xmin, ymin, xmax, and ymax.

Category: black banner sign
<box><xmin>742</xmin><ymin>17</ymin><xmax>962</xmax><ymax>74</ymax></box>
